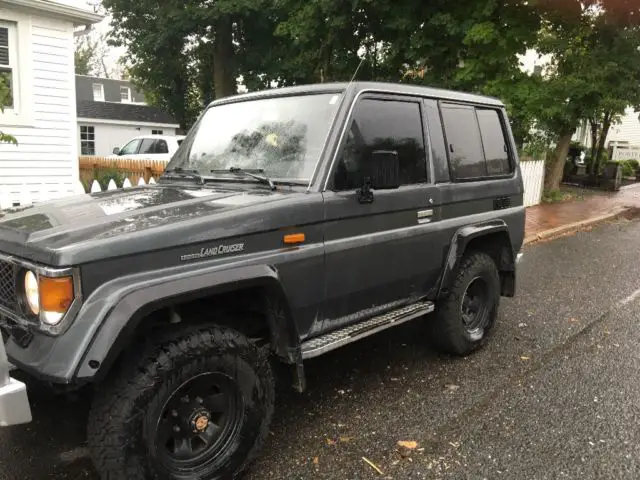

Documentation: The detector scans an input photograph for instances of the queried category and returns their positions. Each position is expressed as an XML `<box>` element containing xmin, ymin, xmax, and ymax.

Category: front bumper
<box><xmin>0</xmin><ymin>339</ymin><xmax>31</xmax><ymax>426</ymax></box>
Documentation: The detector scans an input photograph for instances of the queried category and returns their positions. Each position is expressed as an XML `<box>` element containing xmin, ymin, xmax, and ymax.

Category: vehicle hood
<box><xmin>0</xmin><ymin>184</ymin><xmax>309</xmax><ymax>265</ymax></box>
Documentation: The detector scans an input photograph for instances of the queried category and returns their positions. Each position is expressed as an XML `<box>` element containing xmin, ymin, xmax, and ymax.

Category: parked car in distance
<box><xmin>109</xmin><ymin>134</ymin><xmax>186</xmax><ymax>161</ymax></box>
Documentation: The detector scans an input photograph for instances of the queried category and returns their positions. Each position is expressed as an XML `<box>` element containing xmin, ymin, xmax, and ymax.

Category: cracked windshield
<box><xmin>3</xmin><ymin>0</ymin><xmax>640</xmax><ymax>479</ymax></box>
<box><xmin>169</xmin><ymin>93</ymin><xmax>342</xmax><ymax>181</ymax></box>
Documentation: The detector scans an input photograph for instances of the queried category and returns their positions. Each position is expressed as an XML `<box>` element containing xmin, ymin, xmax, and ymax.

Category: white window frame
<box><xmin>93</xmin><ymin>83</ymin><xmax>105</xmax><ymax>102</ymax></box>
<box><xmin>0</xmin><ymin>13</ymin><xmax>33</xmax><ymax>127</ymax></box>
<box><xmin>80</xmin><ymin>125</ymin><xmax>95</xmax><ymax>155</ymax></box>
<box><xmin>120</xmin><ymin>86</ymin><xmax>131</xmax><ymax>103</ymax></box>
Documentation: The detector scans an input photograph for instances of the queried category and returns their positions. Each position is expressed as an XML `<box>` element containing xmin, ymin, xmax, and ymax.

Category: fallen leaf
<box><xmin>444</xmin><ymin>384</ymin><xmax>460</xmax><ymax>392</ymax></box>
<box><xmin>518</xmin><ymin>322</ymin><xmax>528</xmax><ymax>328</ymax></box>
<box><xmin>313</xmin><ymin>457</ymin><xmax>319</xmax><ymax>465</ymax></box>
<box><xmin>362</xmin><ymin>456</ymin><xmax>384</xmax><ymax>475</ymax></box>
<box><xmin>326</xmin><ymin>438</ymin><xmax>336</xmax><ymax>446</ymax></box>
<box><xmin>568</xmin><ymin>317</ymin><xmax>579</xmax><ymax>323</ymax></box>
<box><xmin>520</xmin><ymin>356</ymin><xmax>531</xmax><ymax>361</ymax></box>
<box><xmin>339</xmin><ymin>436</ymin><xmax>352</xmax><ymax>443</ymax></box>
<box><xmin>397</xmin><ymin>440</ymin><xmax>418</xmax><ymax>450</ymax></box>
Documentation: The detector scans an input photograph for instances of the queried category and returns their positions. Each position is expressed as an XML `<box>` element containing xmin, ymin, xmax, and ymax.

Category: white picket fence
<box><xmin>0</xmin><ymin>177</ymin><xmax>156</xmax><ymax>210</ymax></box>
<box><xmin>1</xmin><ymin>164</ymin><xmax>545</xmax><ymax>210</ymax></box>
<box><xmin>520</xmin><ymin>159</ymin><xmax>545</xmax><ymax>207</ymax></box>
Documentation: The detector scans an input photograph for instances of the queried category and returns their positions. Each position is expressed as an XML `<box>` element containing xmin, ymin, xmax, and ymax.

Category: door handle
<box><xmin>417</xmin><ymin>209</ymin><xmax>434</xmax><ymax>224</ymax></box>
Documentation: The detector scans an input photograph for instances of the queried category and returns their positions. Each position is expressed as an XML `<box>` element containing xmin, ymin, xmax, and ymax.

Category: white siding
<box><xmin>78</xmin><ymin>122</ymin><xmax>178</xmax><ymax>156</ymax></box>
<box><xmin>606</xmin><ymin>108</ymin><xmax>640</xmax><ymax>147</ymax></box>
<box><xmin>0</xmin><ymin>13</ymin><xmax>77</xmax><ymax>192</ymax></box>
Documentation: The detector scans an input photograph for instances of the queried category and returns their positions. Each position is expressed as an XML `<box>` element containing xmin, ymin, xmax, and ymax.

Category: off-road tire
<box><xmin>87</xmin><ymin>326</ymin><xmax>275</xmax><ymax>480</ymax></box>
<box><xmin>429</xmin><ymin>252</ymin><xmax>500</xmax><ymax>355</ymax></box>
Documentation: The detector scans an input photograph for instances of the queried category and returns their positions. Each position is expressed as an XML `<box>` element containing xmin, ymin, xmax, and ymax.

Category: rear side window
<box><xmin>139</xmin><ymin>139</ymin><xmax>156</xmax><ymax>155</ymax></box>
<box><xmin>155</xmin><ymin>140</ymin><xmax>169</xmax><ymax>154</ymax></box>
<box><xmin>441</xmin><ymin>104</ymin><xmax>485</xmax><ymax>179</ymax></box>
<box><xmin>476</xmin><ymin>109</ymin><xmax>511</xmax><ymax>175</ymax></box>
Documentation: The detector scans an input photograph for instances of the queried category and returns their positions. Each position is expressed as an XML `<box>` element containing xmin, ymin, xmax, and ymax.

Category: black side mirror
<box><xmin>112</xmin><ymin>147</ymin><xmax>121</xmax><ymax>155</ymax></box>
<box><xmin>357</xmin><ymin>150</ymin><xmax>400</xmax><ymax>203</ymax></box>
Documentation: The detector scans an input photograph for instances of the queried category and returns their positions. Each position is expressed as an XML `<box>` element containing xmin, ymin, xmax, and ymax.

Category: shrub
<box><xmin>616</xmin><ymin>159</ymin><xmax>640</xmax><ymax>178</ymax></box>
<box><xmin>92</xmin><ymin>164</ymin><xmax>126</xmax><ymax>191</ymax></box>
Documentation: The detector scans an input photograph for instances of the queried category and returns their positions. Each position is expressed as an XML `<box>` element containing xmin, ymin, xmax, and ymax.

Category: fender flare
<box><xmin>74</xmin><ymin>264</ymin><xmax>300</xmax><ymax>381</ymax></box>
<box><xmin>436</xmin><ymin>220</ymin><xmax>514</xmax><ymax>299</ymax></box>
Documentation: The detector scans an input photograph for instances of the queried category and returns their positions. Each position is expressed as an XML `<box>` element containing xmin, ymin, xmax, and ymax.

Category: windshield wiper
<box><xmin>210</xmin><ymin>167</ymin><xmax>276</xmax><ymax>191</ymax></box>
<box><xmin>162</xmin><ymin>167</ymin><xmax>206</xmax><ymax>184</ymax></box>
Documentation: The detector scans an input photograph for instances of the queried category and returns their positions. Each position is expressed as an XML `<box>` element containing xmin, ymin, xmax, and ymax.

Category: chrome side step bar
<box><xmin>301</xmin><ymin>301</ymin><xmax>435</xmax><ymax>359</ymax></box>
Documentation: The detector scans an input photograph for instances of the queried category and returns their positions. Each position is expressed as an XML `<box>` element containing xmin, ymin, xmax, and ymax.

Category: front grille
<box><xmin>0</xmin><ymin>259</ymin><xmax>18</xmax><ymax>312</ymax></box>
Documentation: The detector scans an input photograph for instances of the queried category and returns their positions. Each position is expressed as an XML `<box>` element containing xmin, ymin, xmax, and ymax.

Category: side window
<box><xmin>441</xmin><ymin>104</ymin><xmax>486</xmax><ymax>179</ymax></box>
<box><xmin>333</xmin><ymin>98</ymin><xmax>427</xmax><ymax>191</ymax></box>
<box><xmin>155</xmin><ymin>139</ymin><xmax>169</xmax><ymax>154</ymax></box>
<box><xmin>476</xmin><ymin>109</ymin><xmax>511</xmax><ymax>175</ymax></box>
<box><xmin>139</xmin><ymin>139</ymin><xmax>156</xmax><ymax>155</ymax></box>
<box><xmin>120</xmin><ymin>139</ymin><xmax>141</xmax><ymax>155</ymax></box>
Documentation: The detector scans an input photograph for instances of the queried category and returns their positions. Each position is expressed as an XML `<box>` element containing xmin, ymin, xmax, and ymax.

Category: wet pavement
<box><xmin>2</xmin><ymin>215</ymin><xmax>640</xmax><ymax>479</ymax></box>
<box><xmin>525</xmin><ymin>183</ymin><xmax>640</xmax><ymax>240</ymax></box>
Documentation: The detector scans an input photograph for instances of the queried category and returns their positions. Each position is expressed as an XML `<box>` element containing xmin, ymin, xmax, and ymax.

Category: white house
<box><xmin>0</xmin><ymin>0</ymin><xmax>101</xmax><ymax>200</ymax></box>
<box><xmin>76</xmin><ymin>75</ymin><xmax>180</xmax><ymax>156</ymax></box>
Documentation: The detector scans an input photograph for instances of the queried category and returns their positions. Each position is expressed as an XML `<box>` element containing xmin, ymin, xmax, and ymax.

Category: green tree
<box><xmin>530</xmin><ymin>1</ymin><xmax>640</xmax><ymax>191</ymax></box>
<box><xmin>75</xmin><ymin>35</ymin><xmax>99</xmax><ymax>75</ymax></box>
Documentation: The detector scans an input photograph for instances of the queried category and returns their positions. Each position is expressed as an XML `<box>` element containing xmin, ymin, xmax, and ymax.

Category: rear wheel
<box><xmin>429</xmin><ymin>252</ymin><xmax>500</xmax><ymax>355</ymax></box>
<box><xmin>88</xmin><ymin>326</ymin><xmax>274</xmax><ymax>480</ymax></box>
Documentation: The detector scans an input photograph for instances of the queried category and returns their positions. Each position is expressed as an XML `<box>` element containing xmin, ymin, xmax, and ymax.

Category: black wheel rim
<box><xmin>155</xmin><ymin>372</ymin><xmax>244</xmax><ymax>472</ymax></box>
<box><xmin>461</xmin><ymin>276</ymin><xmax>490</xmax><ymax>336</ymax></box>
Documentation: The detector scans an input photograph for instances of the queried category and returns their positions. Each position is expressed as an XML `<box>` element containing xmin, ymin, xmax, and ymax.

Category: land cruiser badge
<box><xmin>180</xmin><ymin>243</ymin><xmax>245</xmax><ymax>261</ymax></box>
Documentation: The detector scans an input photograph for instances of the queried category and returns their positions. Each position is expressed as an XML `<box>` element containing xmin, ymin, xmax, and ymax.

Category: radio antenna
<box><xmin>348</xmin><ymin>56</ymin><xmax>366</xmax><ymax>86</ymax></box>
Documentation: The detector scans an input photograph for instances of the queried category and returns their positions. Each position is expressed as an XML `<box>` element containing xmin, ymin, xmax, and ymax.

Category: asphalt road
<box><xmin>2</xmin><ymin>216</ymin><xmax>640</xmax><ymax>479</ymax></box>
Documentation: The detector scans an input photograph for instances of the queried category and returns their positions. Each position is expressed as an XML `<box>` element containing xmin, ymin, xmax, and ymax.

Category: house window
<box><xmin>120</xmin><ymin>86</ymin><xmax>131</xmax><ymax>103</ymax></box>
<box><xmin>0</xmin><ymin>22</ymin><xmax>17</xmax><ymax>110</ymax></box>
<box><xmin>93</xmin><ymin>83</ymin><xmax>104</xmax><ymax>101</ymax></box>
<box><xmin>80</xmin><ymin>126</ymin><xmax>95</xmax><ymax>155</ymax></box>
<box><xmin>152</xmin><ymin>129</ymin><xmax>163</xmax><ymax>135</ymax></box>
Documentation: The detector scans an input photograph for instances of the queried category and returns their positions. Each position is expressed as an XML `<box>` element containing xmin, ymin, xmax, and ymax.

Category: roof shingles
<box><xmin>76</xmin><ymin>100</ymin><xmax>178</xmax><ymax>125</ymax></box>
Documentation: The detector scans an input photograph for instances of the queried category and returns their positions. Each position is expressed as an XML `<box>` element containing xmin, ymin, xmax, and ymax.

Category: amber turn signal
<box><xmin>39</xmin><ymin>276</ymin><xmax>74</xmax><ymax>313</ymax></box>
<box><xmin>283</xmin><ymin>233</ymin><xmax>305</xmax><ymax>245</ymax></box>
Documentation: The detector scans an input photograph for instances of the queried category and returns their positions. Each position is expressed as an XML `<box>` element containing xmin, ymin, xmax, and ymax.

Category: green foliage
<box><xmin>617</xmin><ymin>159</ymin><xmax>640</xmax><ymax>177</ymax></box>
<box><xmin>0</xmin><ymin>73</ymin><xmax>16</xmax><ymax>145</ymax></box>
<box><xmin>91</xmin><ymin>165</ymin><xmax>126</xmax><ymax>191</ymax></box>
<box><xmin>75</xmin><ymin>35</ymin><xmax>99</xmax><ymax>75</ymax></box>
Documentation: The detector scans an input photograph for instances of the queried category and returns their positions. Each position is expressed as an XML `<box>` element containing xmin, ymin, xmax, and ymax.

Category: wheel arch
<box><xmin>75</xmin><ymin>265</ymin><xmax>303</xmax><ymax>387</ymax></box>
<box><xmin>437</xmin><ymin>220</ymin><xmax>516</xmax><ymax>300</ymax></box>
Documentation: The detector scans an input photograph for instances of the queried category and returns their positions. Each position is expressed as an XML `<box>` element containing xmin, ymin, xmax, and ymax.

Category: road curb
<box><xmin>523</xmin><ymin>207</ymin><xmax>631</xmax><ymax>246</ymax></box>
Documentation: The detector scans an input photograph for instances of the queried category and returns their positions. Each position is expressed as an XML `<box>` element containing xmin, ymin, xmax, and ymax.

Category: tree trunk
<box><xmin>213</xmin><ymin>16</ymin><xmax>235</xmax><ymax>99</ymax></box>
<box><xmin>544</xmin><ymin>132</ymin><xmax>573</xmax><ymax>192</ymax></box>
<box><xmin>589</xmin><ymin>118</ymin><xmax>598</xmax><ymax>167</ymax></box>
<box><xmin>594</xmin><ymin>111</ymin><xmax>612</xmax><ymax>174</ymax></box>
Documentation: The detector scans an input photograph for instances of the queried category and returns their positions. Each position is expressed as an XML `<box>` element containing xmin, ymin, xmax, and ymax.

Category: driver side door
<box><xmin>321</xmin><ymin>94</ymin><xmax>445</xmax><ymax>332</ymax></box>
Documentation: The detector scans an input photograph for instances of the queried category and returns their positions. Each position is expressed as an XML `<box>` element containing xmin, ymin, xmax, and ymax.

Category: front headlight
<box><xmin>24</xmin><ymin>270</ymin><xmax>40</xmax><ymax>315</ymax></box>
<box><xmin>21</xmin><ymin>270</ymin><xmax>75</xmax><ymax>327</ymax></box>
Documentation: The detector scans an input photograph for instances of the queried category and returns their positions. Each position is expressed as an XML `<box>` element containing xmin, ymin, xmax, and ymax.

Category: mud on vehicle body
<box><xmin>0</xmin><ymin>81</ymin><xmax>524</xmax><ymax>479</ymax></box>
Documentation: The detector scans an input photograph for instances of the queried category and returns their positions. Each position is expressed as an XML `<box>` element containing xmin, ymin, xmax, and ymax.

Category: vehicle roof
<box><xmin>210</xmin><ymin>81</ymin><xmax>504</xmax><ymax>108</ymax></box>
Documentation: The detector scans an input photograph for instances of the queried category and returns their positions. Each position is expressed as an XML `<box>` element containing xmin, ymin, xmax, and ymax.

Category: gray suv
<box><xmin>0</xmin><ymin>81</ymin><xmax>524</xmax><ymax>479</ymax></box>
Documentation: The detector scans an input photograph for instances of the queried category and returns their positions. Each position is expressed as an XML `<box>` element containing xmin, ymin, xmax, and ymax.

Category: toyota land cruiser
<box><xmin>0</xmin><ymin>81</ymin><xmax>524</xmax><ymax>479</ymax></box>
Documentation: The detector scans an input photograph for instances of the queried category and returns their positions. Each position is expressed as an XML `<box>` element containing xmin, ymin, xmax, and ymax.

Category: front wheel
<box><xmin>88</xmin><ymin>326</ymin><xmax>275</xmax><ymax>480</ymax></box>
<box><xmin>428</xmin><ymin>252</ymin><xmax>500</xmax><ymax>356</ymax></box>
